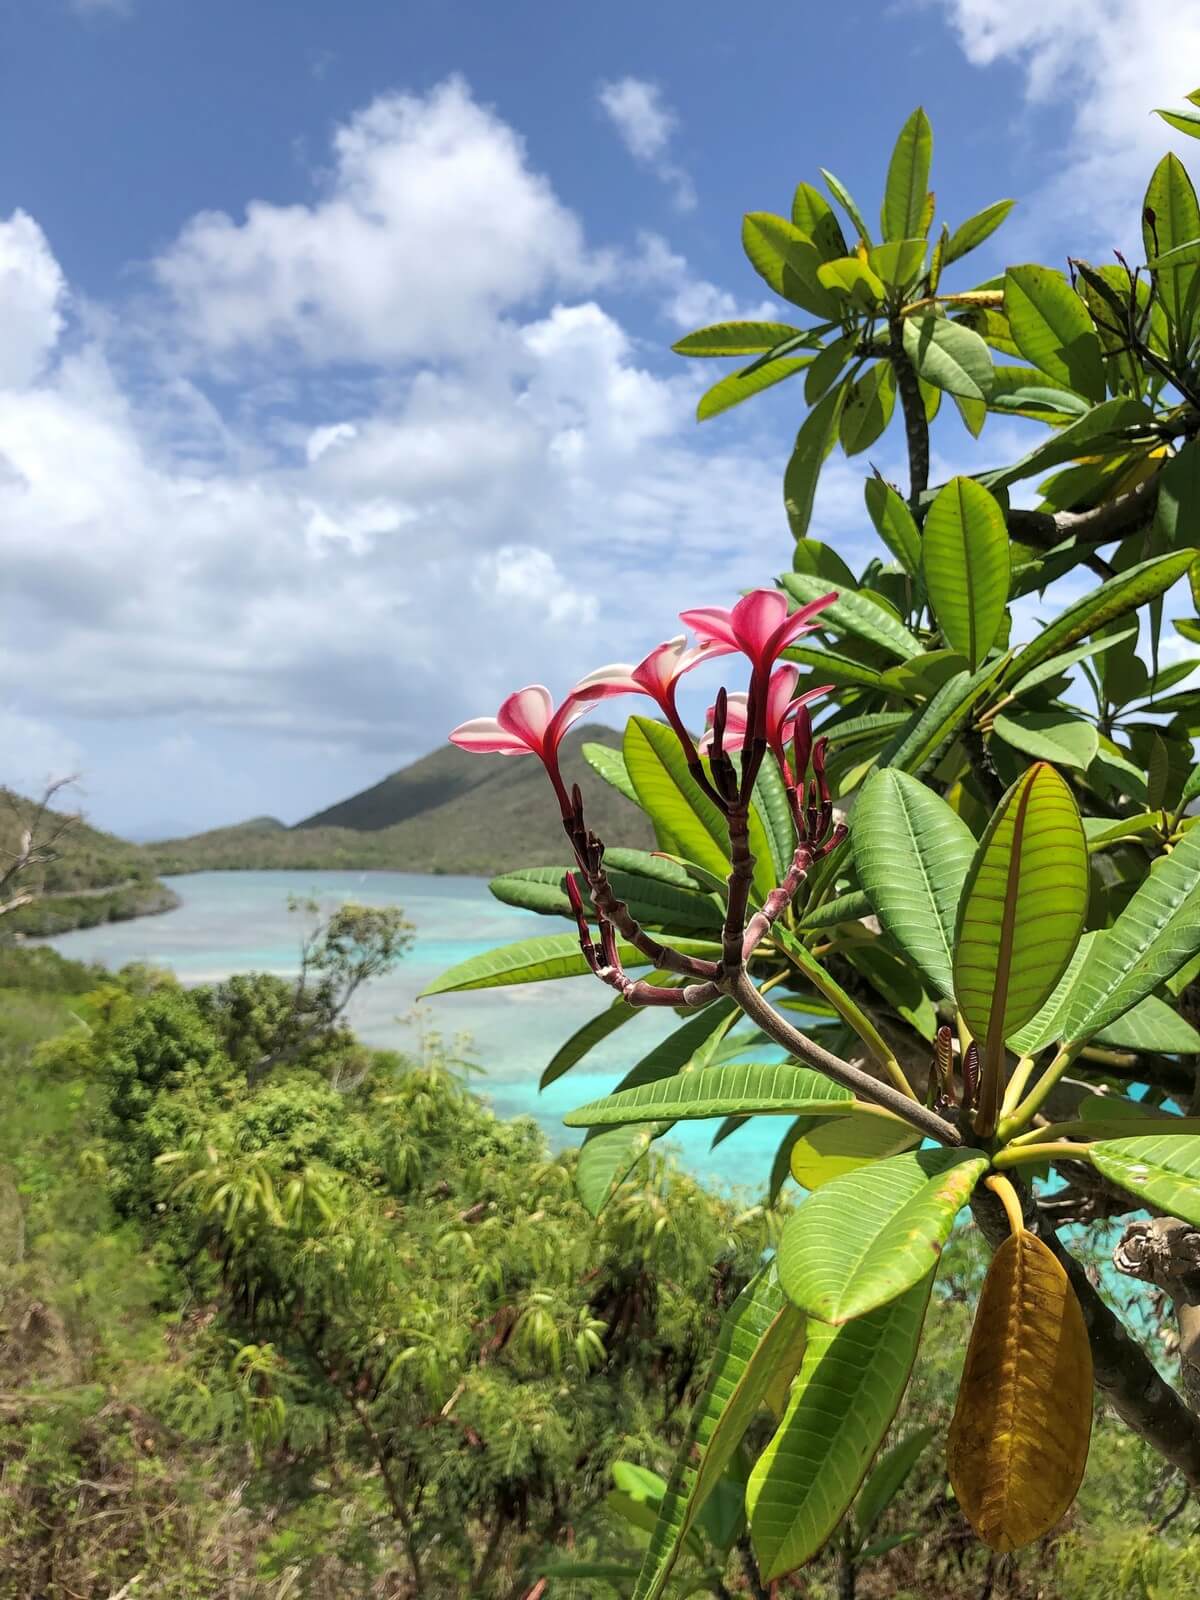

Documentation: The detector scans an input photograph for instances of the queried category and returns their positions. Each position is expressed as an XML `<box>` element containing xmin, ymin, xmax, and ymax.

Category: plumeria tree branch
<box><xmin>450</xmin><ymin>588</ymin><xmax>957</xmax><ymax>1149</ymax></box>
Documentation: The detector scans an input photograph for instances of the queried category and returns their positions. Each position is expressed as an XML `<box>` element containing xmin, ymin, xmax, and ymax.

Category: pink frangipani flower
<box><xmin>701</xmin><ymin>667</ymin><xmax>833</xmax><ymax>782</ymax></box>
<box><xmin>571</xmin><ymin>635</ymin><xmax>724</xmax><ymax>751</ymax></box>
<box><xmin>449</xmin><ymin>682</ymin><xmax>620</xmax><ymax>815</ymax></box>
<box><xmin>679</xmin><ymin>588</ymin><xmax>837</xmax><ymax>680</ymax></box>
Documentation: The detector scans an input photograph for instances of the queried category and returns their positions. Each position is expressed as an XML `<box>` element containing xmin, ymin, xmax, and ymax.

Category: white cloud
<box><xmin>597</xmin><ymin>77</ymin><xmax>696</xmax><ymax>212</ymax></box>
<box><xmin>633</xmin><ymin>232</ymin><xmax>776</xmax><ymax>330</ymax></box>
<box><xmin>0</xmin><ymin>211</ymin><xmax>66</xmax><ymax>389</ymax></box>
<box><xmin>155</xmin><ymin>77</ymin><xmax>602</xmax><ymax>365</ymax></box>
<box><xmin>474</xmin><ymin>545</ymin><xmax>596</xmax><ymax>628</ymax></box>
<box><xmin>0</xmin><ymin>78</ymin><xmax>823</xmax><ymax>833</ymax></box>
<box><xmin>938</xmin><ymin>2</ymin><xmax>1200</xmax><ymax>248</ymax></box>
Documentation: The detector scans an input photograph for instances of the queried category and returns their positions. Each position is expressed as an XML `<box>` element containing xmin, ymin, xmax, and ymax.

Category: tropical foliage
<box><xmin>435</xmin><ymin>92</ymin><xmax>1200</xmax><ymax>1590</ymax></box>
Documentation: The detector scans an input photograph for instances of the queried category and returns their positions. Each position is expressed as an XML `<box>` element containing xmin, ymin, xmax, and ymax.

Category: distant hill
<box><xmin>143</xmin><ymin>724</ymin><xmax>654</xmax><ymax>878</ymax></box>
<box><xmin>0</xmin><ymin>788</ymin><xmax>178</xmax><ymax>937</ymax></box>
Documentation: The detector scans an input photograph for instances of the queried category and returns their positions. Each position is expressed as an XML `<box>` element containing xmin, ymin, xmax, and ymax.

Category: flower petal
<box><xmin>449</xmin><ymin>717</ymin><xmax>533</xmax><ymax>755</ymax></box>
<box><xmin>769</xmin><ymin>590</ymin><xmax>839</xmax><ymax>656</ymax></box>
<box><xmin>731</xmin><ymin>590</ymin><xmax>790</xmax><ymax>662</ymax></box>
<box><xmin>497</xmin><ymin>685</ymin><xmax>555</xmax><ymax>752</ymax></box>
<box><xmin>572</xmin><ymin>662</ymin><xmax>641</xmax><ymax>696</ymax></box>
<box><xmin>679</xmin><ymin>606</ymin><xmax>740</xmax><ymax>651</ymax></box>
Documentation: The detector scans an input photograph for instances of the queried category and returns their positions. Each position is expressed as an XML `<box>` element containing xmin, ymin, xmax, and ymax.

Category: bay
<box><xmin>43</xmin><ymin>870</ymin><xmax>788</xmax><ymax>1190</ymax></box>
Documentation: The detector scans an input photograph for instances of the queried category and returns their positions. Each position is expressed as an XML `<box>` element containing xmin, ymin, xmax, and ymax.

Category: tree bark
<box><xmin>1114</xmin><ymin>1217</ymin><xmax>1200</xmax><ymax>1413</ymax></box>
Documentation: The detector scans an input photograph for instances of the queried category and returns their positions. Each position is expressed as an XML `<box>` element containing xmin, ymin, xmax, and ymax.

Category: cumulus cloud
<box><xmin>632</xmin><ymin>232</ymin><xmax>776</xmax><ymax>330</ymax></box>
<box><xmin>938</xmin><ymin>2</ymin><xmax>1200</xmax><ymax>248</ymax></box>
<box><xmin>155</xmin><ymin>76</ymin><xmax>602</xmax><ymax>366</ymax></box>
<box><xmin>597</xmin><ymin>77</ymin><xmax>696</xmax><ymax>212</ymax></box>
<box><xmin>0</xmin><ymin>79</ymin><xmax>831</xmax><ymax>831</ymax></box>
<box><xmin>0</xmin><ymin>211</ymin><xmax>66</xmax><ymax>389</ymax></box>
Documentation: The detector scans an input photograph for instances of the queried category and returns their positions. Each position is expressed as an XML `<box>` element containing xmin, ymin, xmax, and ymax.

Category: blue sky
<box><xmin>2</xmin><ymin>0</ymin><xmax>1198</xmax><ymax>837</ymax></box>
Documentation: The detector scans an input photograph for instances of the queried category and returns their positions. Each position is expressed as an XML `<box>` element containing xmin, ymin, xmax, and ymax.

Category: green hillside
<box><xmin>143</xmin><ymin>723</ymin><xmax>654</xmax><ymax>877</ymax></box>
<box><xmin>0</xmin><ymin>788</ymin><xmax>178</xmax><ymax>936</ymax></box>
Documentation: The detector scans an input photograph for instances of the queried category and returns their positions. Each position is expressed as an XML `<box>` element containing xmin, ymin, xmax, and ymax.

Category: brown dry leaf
<box><xmin>947</xmin><ymin>1227</ymin><xmax>1093</xmax><ymax>1551</ymax></box>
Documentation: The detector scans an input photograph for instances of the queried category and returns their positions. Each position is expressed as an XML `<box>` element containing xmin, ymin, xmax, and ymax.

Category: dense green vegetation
<box><xmin>143</xmin><ymin>726</ymin><xmax>653</xmax><ymax>878</ymax></box>
<box><xmin>1</xmin><ymin>938</ymin><xmax>1195</xmax><ymax>1597</ymax></box>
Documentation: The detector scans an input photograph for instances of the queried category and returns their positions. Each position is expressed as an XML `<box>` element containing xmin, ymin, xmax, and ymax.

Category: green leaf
<box><xmin>879</xmin><ymin>657</ymin><xmax>1008</xmax><ymax>778</ymax></box>
<box><xmin>672</xmin><ymin>320</ymin><xmax>812</xmax><ymax>357</ymax></box>
<box><xmin>1003</xmin><ymin>551</ymin><xmax>1197</xmax><ymax>684</ymax></box>
<box><xmin>753</xmin><ymin>758</ymin><xmax>793</xmax><ymax>882</ymax></box>
<box><xmin>423</xmin><ymin>933</ymin><xmax>720</xmax><ymax>994</ymax></box>
<box><xmin>583</xmin><ymin>742</ymin><xmax>639</xmax><ymax>804</ymax></box>
<box><xmin>854</xmin><ymin>1428</ymin><xmax>936</xmax><ymax>1545</ymax></box>
<box><xmin>697</xmin><ymin>358</ymin><xmax>811</xmax><ymax>421</ymax></box>
<box><xmin>632</xmin><ymin>1266</ymin><xmax>806</xmax><ymax>1600</ymax></box>
<box><xmin>540</xmin><ymin>999</ymin><xmax>649</xmax><ymax>1091</ymax></box>
<box><xmin>1091</xmin><ymin>1135</ymin><xmax>1200</xmax><ymax>1226</ymax></box>
<box><xmin>771</xmin><ymin>927</ymin><xmax>903</xmax><ymax>1075</ymax></box>
<box><xmin>1144</xmin><ymin>154</ymin><xmax>1200</xmax><ymax>338</ymax></box>
<box><xmin>992</xmin><ymin>712</ymin><xmax>1099</xmax><ymax>772</ymax></box>
<box><xmin>880</xmin><ymin>651</ymin><xmax>970</xmax><ymax>702</ymax></box>
<box><xmin>943</xmin><ymin>200</ymin><xmax>1015</xmax><ymax>266</ymax></box>
<box><xmin>784</xmin><ymin>382</ymin><xmax>846</xmax><ymax>540</ymax></box>
<box><xmin>792</xmin><ymin>182</ymin><xmax>848</xmax><ymax>259</ymax></box>
<box><xmin>820</xmin><ymin>168</ymin><xmax>873</xmax><ymax>245</ymax></box>
<box><xmin>613</xmin><ymin>1462</ymin><xmax>667</xmax><ymax>1505</ymax></box>
<box><xmin>539</xmin><ymin>1562</ymin><xmax>640</xmax><ymax>1586</ymax></box>
<box><xmin>1003</xmin><ymin>265</ymin><xmax>1105</xmax><ymax>401</ymax></box>
<box><xmin>902</xmin><ymin>315</ymin><xmax>993</xmax><ymax>401</ymax></box>
<box><xmin>804</xmin><ymin>334</ymin><xmax>855</xmax><ymax>404</ymax></box>
<box><xmin>921</xmin><ymin>477</ymin><xmax>1010</xmax><ymax>670</ymax></box>
<box><xmin>953</xmin><ymin>763</ymin><xmax>1088</xmax><ymax>1125</ymax></box>
<box><xmin>781</xmin><ymin>572</ymin><xmax>921</xmax><ymax>660</ymax></box>
<box><xmin>882</xmin><ymin>108</ymin><xmax>932</xmax><ymax>240</ymax></box>
<box><xmin>625</xmin><ymin>717</ymin><xmax>730</xmax><ymax>883</ymax></box>
<box><xmin>865</xmin><ymin>477</ymin><xmax>921</xmax><ymax>574</ymax></box>
<box><xmin>746</xmin><ymin>1276</ymin><xmax>932</xmax><ymax>1579</ymax></box>
<box><xmin>489</xmin><ymin>864</ymin><xmax>721</xmax><ymax>932</ymax></box>
<box><xmin>788</xmin><ymin>1111</ymin><xmax>920</xmax><ymax>1190</ymax></box>
<box><xmin>779</xmin><ymin>1148</ymin><xmax>988</xmax><ymax>1324</ymax></box>
<box><xmin>1181</xmin><ymin>760</ymin><xmax>1200</xmax><ymax>811</ymax></box>
<box><xmin>1095</xmin><ymin>994</ymin><xmax>1200</xmax><ymax>1054</ymax></box>
<box><xmin>1058</xmin><ymin>825</ymin><xmax>1200</xmax><ymax>1045</ymax></box>
<box><xmin>868</xmin><ymin>239</ymin><xmax>926</xmax><ymax>288</ymax></box>
<box><xmin>792</xmin><ymin>537</ymin><xmax>857</xmax><ymax>589</ymax></box>
<box><xmin>853</xmin><ymin>768</ymin><xmax>976</xmax><ymax>999</ymax></box>
<box><xmin>576</xmin><ymin>1125</ymin><xmax>662</xmax><ymax>1217</ymax></box>
<box><xmin>1007</xmin><ymin>628</ymin><xmax>1136</xmax><ymax>699</ymax></box>
<box><xmin>782</xmin><ymin>644</ymin><xmax>887</xmax><ymax>692</ymax></box>
<box><xmin>793</xmin><ymin>888</ymin><xmax>874</xmax><ymax>932</ymax></box>
<box><xmin>565</xmin><ymin>1060</ymin><xmax>853</xmax><ymax>1128</ymax></box>
<box><xmin>1005</xmin><ymin>932</ymin><xmax>1095</xmax><ymax>1055</ymax></box>
<box><xmin>742</xmin><ymin>213</ymin><xmax>843</xmax><ymax>319</ymax></box>
<box><xmin>982</xmin><ymin>397</ymin><xmax>1156</xmax><ymax>493</ymax></box>
<box><xmin>986</xmin><ymin>362</ymin><xmax>1091</xmax><ymax>419</ymax></box>
<box><xmin>1155</xmin><ymin>106</ymin><xmax>1200</xmax><ymax>141</ymax></box>
<box><xmin>860</xmin><ymin>1531</ymin><xmax>920</xmax><ymax>1563</ymax></box>
<box><xmin>609</xmin><ymin>1001</ymin><xmax>740</xmax><ymax>1097</ymax></box>
<box><xmin>817</xmin><ymin>256</ymin><xmax>885</xmax><ymax>307</ymax></box>
<box><xmin>1083</xmin><ymin>813</ymin><xmax>1162</xmax><ymax>850</ymax></box>
<box><xmin>839</xmin><ymin>362</ymin><xmax>895</xmax><ymax>456</ymax></box>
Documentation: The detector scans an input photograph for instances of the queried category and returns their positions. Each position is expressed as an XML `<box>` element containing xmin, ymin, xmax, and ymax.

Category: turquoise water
<box><xmin>43</xmin><ymin>871</ymin><xmax>782</xmax><ymax>1190</ymax></box>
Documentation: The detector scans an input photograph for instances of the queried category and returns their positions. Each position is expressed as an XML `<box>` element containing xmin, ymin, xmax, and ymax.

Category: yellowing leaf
<box><xmin>948</xmin><ymin>1229</ymin><xmax>1092</xmax><ymax>1552</ymax></box>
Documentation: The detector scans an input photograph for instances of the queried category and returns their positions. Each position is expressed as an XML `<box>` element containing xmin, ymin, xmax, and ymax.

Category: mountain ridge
<box><xmin>142</xmin><ymin>723</ymin><xmax>654</xmax><ymax>878</ymax></box>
